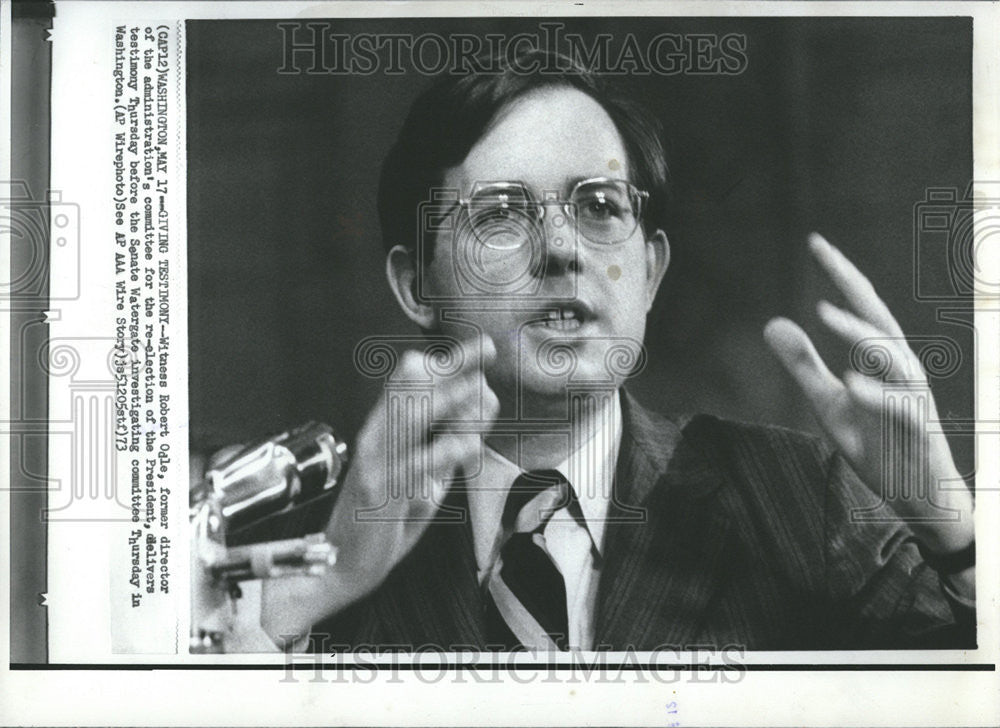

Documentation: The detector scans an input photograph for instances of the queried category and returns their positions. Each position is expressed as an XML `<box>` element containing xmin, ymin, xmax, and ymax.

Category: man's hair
<box><xmin>376</xmin><ymin>48</ymin><xmax>670</xmax><ymax>262</ymax></box>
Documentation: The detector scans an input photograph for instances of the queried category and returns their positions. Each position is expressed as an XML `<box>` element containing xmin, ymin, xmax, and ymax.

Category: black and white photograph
<box><xmin>186</xmin><ymin>17</ymin><xmax>977</xmax><ymax>653</ymax></box>
<box><xmin>4</xmin><ymin>2</ymin><xmax>999</xmax><ymax>726</ymax></box>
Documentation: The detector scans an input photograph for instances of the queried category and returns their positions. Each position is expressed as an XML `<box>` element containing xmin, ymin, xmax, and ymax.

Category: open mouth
<box><xmin>533</xmin><ymin>302</ymin><xmax>593</xmax><ymax>331</ymax></box>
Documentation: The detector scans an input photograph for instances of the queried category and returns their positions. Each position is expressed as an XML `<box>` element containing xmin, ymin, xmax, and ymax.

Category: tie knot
<box><xmin>502</xmin><ymin>470</ymin><xmax>573</xmax><ymax>534</ymax></box>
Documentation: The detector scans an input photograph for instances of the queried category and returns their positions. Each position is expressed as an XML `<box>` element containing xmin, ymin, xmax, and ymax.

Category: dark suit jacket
<box><xmin>309</xmin><ymin>390</ymin><xmax>973</xmax><ymax>651</ymax></box>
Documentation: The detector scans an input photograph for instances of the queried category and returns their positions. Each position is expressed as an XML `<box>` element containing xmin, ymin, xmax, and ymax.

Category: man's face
<box><xmin>419</xmin><ymin>86</ymin><xmax>668</xmax><ymax>409</ymax></box>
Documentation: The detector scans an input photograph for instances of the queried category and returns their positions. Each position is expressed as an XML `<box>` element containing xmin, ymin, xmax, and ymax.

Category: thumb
<box><xmin>480</xmin><ymin>333</ymin><xmax>497</xmax><ymax>370</ymax></box>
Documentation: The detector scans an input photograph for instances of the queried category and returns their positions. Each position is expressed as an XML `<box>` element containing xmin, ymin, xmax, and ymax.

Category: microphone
<box><xmin>191</xmin><ymin>421</ymin><xmax>348</xmax><ymax>583</ymax></box>
<box><xmin>189</xmin><ymin>422</ymin><xmax>349</xmax><ymax>652</ymax></box>
<box><xmin>193</xmin><ymin>421</ymin><xmax>349</xmax><ymax>540</ymax></box>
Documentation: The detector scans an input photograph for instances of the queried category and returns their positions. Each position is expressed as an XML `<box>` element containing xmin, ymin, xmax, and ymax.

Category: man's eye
<box><xmin>580</xmin><ymin>196</ymin><xmax>624</xmax><ymax>219</ymax></box>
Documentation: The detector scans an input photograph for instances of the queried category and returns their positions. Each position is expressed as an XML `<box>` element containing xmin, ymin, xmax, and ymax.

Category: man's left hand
<box><xmin>764</xmin><ymin>232</ymin><xmax>974</xmax><ymax>556</ymax></box>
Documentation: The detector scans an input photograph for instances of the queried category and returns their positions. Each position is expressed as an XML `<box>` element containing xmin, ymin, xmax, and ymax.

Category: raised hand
<box><xmin>259</xmin><ymin>335</ymin><xmax>500</xmax><ymax>643</ymax></box>
<box><xmin>764</xmin><ymin>233</ymin><xmax>974</xmax><ymax>555</ymax></box>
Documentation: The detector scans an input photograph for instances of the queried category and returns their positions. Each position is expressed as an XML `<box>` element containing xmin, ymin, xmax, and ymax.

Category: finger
<box><xmin>843</xmin><ymin>369</ymin><xmax>887</xmax><ymax>412</ymax></box>
<box><xmin>844</xmin><ymin>367</ymin><xmax>940</xmax><ymax>430</ymax></box>
<box><xmin>446</xmin><ymin>332</ymin><xmax>497</xmax><ymax>376</ymax></box>
<box><xmin>817</xmin><ymin>300</ymin><xmax>919</xmax><ymax>382</ymax></box>
<box><xmin>396</xmin><ymin>333</ymin><xmax>496</xmax><ymax>385</ymax></box>
<box><xmin>392</xmin><ymin>337</ymin><xmax>492</xmax><ymax>420</ymax></box>
<box><xmin>764</xmin><ymin>316</ymin><xmax>844</xmax><ymax>409</ymax></box>
<box><xmin>808</xmin><ymin>232</ymin><xmax>905</xmax><ymax>338</ymax></box>
<box><xmin>432</xmin><ymin>374</ymin><xmax>499</xmax><ymax>427</ymax></box>
<box><xmin>434</xmin><ymin>372</ymin><xmax>481</xmax><ymax>408</ymax></box>
<box><xmin>479</xmin><ymin>333</ymin><xmax>497</xmax><ymax>369</ymax></box>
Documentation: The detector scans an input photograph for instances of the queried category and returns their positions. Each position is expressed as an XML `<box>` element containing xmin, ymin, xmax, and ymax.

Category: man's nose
<box><xmin>537</xmin><ymin>203</ymin><xmax>580</xmax><ymax>278</ymax></box>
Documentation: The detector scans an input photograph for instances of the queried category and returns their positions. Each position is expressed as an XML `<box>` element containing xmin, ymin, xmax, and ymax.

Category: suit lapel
<box><xmin>380</xmin><ymin>488</ymin><xmax>487</xmax><ymax>648</ymax></box>
<box><xmin>378</xmin><ymin>394</ymin><xmax>737</xmax><ymax>650</ymax></box>
<box><xmin>595</xmin><ymin>393</ymin><xmax>734</xmax><ymax>649</ymax></box>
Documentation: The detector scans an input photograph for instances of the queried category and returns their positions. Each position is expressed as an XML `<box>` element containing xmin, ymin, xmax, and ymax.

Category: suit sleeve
<box><xmin>822</xmin><ymin>450</ymin><xmax>975</xmax><ymax>648</ymax></box>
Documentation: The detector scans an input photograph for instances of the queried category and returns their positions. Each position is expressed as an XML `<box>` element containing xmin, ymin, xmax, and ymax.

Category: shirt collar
<box><xmin>467</xmin><ymin>390</ymin><xmax>623</xmax><ymax>573</ymax></box>
<box><xmin>554</xmin><ymin>391</ymin><xmax>621</xmax><ymax>555</ymax></box>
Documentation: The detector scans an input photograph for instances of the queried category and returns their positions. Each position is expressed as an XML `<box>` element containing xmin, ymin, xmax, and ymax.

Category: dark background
<box><xmin>186</xmin><ymin>17</ymin><xmax>974</xmax><ymax>476</ymax></box>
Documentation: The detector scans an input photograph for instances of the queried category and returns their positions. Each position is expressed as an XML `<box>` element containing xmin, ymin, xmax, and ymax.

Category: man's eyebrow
<box><xmin>563</xmin><ymin>176</ymin><xmax>590</xmax><ymax>192</ymax></box>
<box><xmin>550</xmin><ymin>176</ymin><xmax>607</xmax><ymax>195</ymax></box>
<box><xmin>556</xmin><ymin>175</ymin><xmax>633</xmax><ymax>196</ymax></box>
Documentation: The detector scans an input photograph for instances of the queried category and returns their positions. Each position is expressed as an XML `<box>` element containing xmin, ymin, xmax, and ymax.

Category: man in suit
<box><xmin>255</xmin><ymin>50</ymin><xmax>975</xmax><ymax>652</ymax></box>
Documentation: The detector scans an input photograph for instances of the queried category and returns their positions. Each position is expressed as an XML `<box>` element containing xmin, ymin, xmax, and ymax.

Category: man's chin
<box><xmin>507</xmin><ymin>366</ymin><xmax>625</xmax><ymax>405</ymax></box>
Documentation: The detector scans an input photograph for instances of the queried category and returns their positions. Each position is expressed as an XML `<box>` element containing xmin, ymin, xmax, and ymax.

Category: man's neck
<box><xmin>485</xmin><ymin>387</ymin><xmax>621</xmax><ymax>472</ymax></box>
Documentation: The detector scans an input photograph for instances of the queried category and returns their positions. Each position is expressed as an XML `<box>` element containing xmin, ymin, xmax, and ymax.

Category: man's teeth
<box><xmin>542</xmin><ymin>309</ymin><xmax>582</xmax><ymax>329</ymax></box>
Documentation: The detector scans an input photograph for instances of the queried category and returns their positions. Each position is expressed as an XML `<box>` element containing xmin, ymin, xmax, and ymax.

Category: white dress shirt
<box><xmin>466</xmin><ymin>390</ymin><xmax>623</xmax><ymax>650</ymax></box>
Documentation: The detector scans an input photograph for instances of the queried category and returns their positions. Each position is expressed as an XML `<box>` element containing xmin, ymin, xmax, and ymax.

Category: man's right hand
<box><xmin>259</xmin><ymin>335</ymin><xmax>498</xmax><ymax>646</ymax></box>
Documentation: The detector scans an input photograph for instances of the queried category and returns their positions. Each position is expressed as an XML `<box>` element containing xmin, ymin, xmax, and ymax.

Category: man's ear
<box><xmin>386</xmin><ymin>245</ymin><xmax>436</xmax><ymax>329</ymax></box>
<box><xmin>644</xmin><ymin>229</ymin><xmax>670</xmax><ymax>310</ymax></box>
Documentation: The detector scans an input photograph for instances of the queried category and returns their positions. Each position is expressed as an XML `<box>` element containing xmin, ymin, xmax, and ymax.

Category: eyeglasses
<box><xmin>453</xmin><ymin>177</ymin><xmax>649</xmax><ymax>251</ymax></box>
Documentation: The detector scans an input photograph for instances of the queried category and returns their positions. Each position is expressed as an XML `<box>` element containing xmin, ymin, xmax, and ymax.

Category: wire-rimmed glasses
<box><xmin>455</xmin><ymin>177</ymin><xmax>649</xmax><ymax>251</ymax></box>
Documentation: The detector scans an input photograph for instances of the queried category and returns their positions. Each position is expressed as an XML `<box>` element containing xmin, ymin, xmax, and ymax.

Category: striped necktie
<box><xmin>484</xmin><ymin>469</ymin><xmax>577</xmax><ymax>651</ymax></box>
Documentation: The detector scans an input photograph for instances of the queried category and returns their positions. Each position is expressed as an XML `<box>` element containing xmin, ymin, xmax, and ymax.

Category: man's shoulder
<box><xmin>678</xmin><ymin>412</ymin><xmax>831</xmax><ymax>464</ymax></box>
<box><xmin>622</xmin><ymin>392</ymin><xmax>836</xmax><ymax>505</ymax></box>
<box><xmin>619</xmin><ymin>395</ymin><xmax>843</xmax><ymax>586</ymax></box>
<box><xmin>624</xmin><ymin>391</ymin><xmax>832</xmax><ymax>469</ymax></box>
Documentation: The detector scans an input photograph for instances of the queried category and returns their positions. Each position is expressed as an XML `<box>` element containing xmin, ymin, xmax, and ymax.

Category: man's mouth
<box><xmin>542</xmin><ymin>308</ymin><xmax>581</xmax><ymax>330</ymax></box>
<box><xmin>533</xmin><ymin>302</ymin><xmax>592</xmax><ymax>331</ymax></box>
